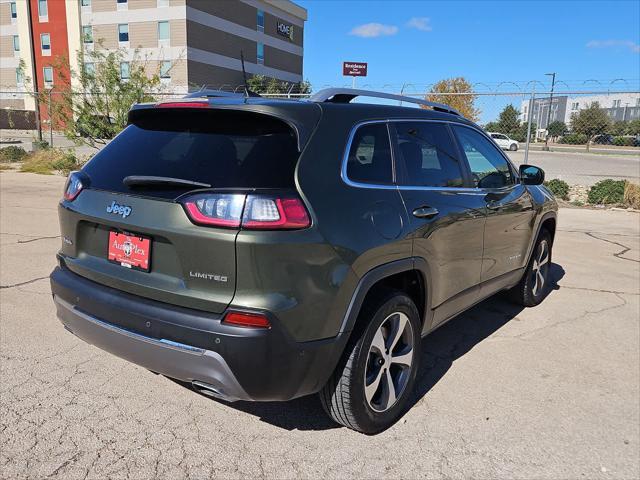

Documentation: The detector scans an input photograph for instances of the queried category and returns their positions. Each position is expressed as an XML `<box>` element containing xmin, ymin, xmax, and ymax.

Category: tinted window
<box><xmin>346</xmin><ymin>123</ymin><xmax>393</xmax><ymax>185</ymax></box>
<box><xmin>452</xmin><ymin>126</ymin><xmax>515</xmax><ymax>189</ymax></box>
<box><xmin>395</xmin><ymin>122</ymin><xmax>463</xmax><ymax>187</ymax></box>
<box><xmin>82</xmin><ymin>109</ymin><xmax>299</xmax><ymax>199</ymax></box>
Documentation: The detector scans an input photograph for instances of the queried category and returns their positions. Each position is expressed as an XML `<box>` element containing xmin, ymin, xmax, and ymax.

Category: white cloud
<box><xmin>586</xmin><ymin>40</ymin><xmax>640</xmax><ymax>53</ymax></box>
<box><xmin>406</xmin><ymin>17</ymin><xmax>432</xmax><ymax>32</ymax></box>
<box><xmin>349</xmin><ymin>23</ymin><xmax>398</xmax><ymax>38</ymax></box>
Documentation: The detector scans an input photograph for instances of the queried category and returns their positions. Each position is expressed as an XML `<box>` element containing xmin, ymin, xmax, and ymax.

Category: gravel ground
<box><xmin>1</xmin><ymin>171</ymin><xmax>639</xmax><ymax>479</ymax></box>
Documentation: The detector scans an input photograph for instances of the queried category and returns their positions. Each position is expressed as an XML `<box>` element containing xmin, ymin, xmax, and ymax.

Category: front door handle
<box><xmin>412</xmin><ymin>206</ymin><xmax>439</xmax><ymax>219</ymax></box>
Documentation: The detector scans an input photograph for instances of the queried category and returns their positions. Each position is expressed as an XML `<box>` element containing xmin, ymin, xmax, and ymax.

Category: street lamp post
<box><xmin>543</xmin><ymin>72</ymin><xmax>556</xmax><ymax>151</ymax></box>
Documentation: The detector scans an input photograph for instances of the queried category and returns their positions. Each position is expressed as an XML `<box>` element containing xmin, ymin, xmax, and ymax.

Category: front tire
<box><xmin>320</xmin><ymin>290</ymin><xmax>421</xmax><ymax>434</ymax></box>
<box><xmin>510</xmin><ymin>143</ymin><xmax>518</xmax><ymax>151</ymax></box>
<box><xmin>509</xmin><ymin>230</ymin><xmax>552</xmax><ymax>306</ymax></box>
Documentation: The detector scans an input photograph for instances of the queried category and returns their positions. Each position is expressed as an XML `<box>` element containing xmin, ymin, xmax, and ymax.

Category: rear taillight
<box><xmin>222</xmin><ymin>311</ymin><xmax>271</xmax><ymax>329</ymax></box>
<box><xmin>63</xmin><ymin>171</ymin><xmax>84</xmax><ymax>201</ymax></box>
<box><xmin>181</xmin><ymin>193</ymin><xmax>310</xmax><ymax>230</ymax></box>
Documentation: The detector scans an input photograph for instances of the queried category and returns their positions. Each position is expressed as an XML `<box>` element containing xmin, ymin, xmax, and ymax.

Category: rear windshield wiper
<box><xmin>123</xmin><ymin>176</ymin><xmax>211</xmax><ymax>189</ymax></box>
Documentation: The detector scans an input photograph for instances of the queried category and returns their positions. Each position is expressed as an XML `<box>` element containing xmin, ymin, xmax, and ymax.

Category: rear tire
<box><xmin>320</xmin><ymin>290</ymin><xmax>421</xmax><ymax>434</ymax></box>
<box><xmin>509</xmin><ymin>230</ymin><xmax>552</xmax><ymax>306</ymax></box>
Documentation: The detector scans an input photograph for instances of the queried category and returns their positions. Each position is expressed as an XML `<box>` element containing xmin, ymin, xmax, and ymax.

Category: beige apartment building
<box><xmin>0</xmin><ymin>0</ymin><xmax>306</xmax><ymax>125</ymax></box>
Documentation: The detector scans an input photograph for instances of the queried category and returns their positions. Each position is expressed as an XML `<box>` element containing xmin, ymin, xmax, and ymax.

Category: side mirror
<box><xmin>519</xmin><ymin>165</ymin><xmax>545</xmax><ymax>185</ymax></box>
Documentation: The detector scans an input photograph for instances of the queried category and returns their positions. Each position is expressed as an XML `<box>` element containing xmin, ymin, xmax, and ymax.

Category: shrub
<box><xmin>624</xmin><ymin>182</ymin><xmax>640</xmax><ymax>210</ymax></box>
<box><xmin>544</xmin><ymin>179</ymin><xmax>570</xmax><ymax>200</ymax></box>
<box><xmin>32</xmin><ymin>139</ymin><xmax>50</xmax><ymax>150</ymax></box>
<box><xmin>587</xmin><ymin>179</ymin><xmax>626</xmax><ymax>205</ymax></box>
<box><xmin>612</xmin><ymin>136</ymin><xmax>635</xmax><ymax>147</ymax></box>
<box><xmin>20</xmin><ymin>149</ymin><xmax>83</xmax><ymax>175</ymax></box>
<box><xmin>559</xmin><ymin>133</ymin><xmax>588</xmax><ymax>145</ymax></box>
<box><xmin>0</xmin><ymin>145</ymin><xmax>28</xmax><ymax>163</ymax></box>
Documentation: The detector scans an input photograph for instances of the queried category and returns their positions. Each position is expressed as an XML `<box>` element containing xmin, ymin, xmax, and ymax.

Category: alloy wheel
<box><xmin>531</xmin><ymin>239</ymin><xmax>550</xmax><ymax>297</ymax></box>
<box><xmin>364</xmin><ymin>312</ymin><xmax>414</xmax><ymax>412</ymax></box>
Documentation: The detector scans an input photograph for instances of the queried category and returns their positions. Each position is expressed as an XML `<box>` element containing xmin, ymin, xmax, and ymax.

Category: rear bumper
<box><xmin>50</xmin><ymin>264</ymin><xmax>348</xmax><ymax>401</ymax></box>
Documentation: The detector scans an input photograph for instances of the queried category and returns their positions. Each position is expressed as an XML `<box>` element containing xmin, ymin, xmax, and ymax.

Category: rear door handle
<box><xmin>412</xmin><ymin>206</ymin><xmax>439</xmax><ymax>219</ymax></box>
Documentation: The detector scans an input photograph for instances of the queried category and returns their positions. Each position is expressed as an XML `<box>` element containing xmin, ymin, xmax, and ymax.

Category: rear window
<box><xmin>82</xmin><ymin>109</ymin><xmax>300</xmax><ymax>199</ymax></box>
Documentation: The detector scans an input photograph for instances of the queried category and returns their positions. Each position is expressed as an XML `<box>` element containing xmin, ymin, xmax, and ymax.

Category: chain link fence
<box><xmin>2</xmin><ymin>86</ymin><xmax>639</xmax><ymax>156</ymax></box>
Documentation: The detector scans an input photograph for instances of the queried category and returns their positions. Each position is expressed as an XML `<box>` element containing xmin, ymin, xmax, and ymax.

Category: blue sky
<box><xmin>297</xmin><ymin>0</ymin><xmax>640</xmax><ymax>121</ymax></box>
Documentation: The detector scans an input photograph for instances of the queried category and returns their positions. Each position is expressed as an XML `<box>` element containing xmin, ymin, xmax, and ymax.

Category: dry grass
<box><xmin>623</xmin><ymin>181</ymin><xmax>640</xmax><ymax>210</ymax></box>
<box><xmin>19</xmin><ymin>149</ymin><xmax>60</xmax><ymax>174</ymax></box>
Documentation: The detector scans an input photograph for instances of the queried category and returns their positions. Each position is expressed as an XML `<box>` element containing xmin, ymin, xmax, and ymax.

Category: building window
<box><xmin>120</xmin><ymin>62</ymin><xmax>130</xmax><ymax>80</ymax></box>
<box><xmin>38</xmin><ymin>0</ymin><xmax>48</xmax><ymax>19</ymax></box>
<box><xmin>10</xmin><ymin>2</ymin><xmax>17</xmax><ymax>19</ymax></box>
<box><xmin>257</xmin><ymin>42</ymin><xmax>264</xmax><ymax>64</ymax></box>
<box><xmin>82</xmin><ymin>26</ymin><xmax>93</xmax><ymax>44</ymax></box>
<box><xmin>257</xmin><ymin>9</ymin><xmax>264</xmax><ymax>32</ymax></box>
<box><xmin>43</xmin><ymin>66</ymin><xmax>53</xmax><ymax>87</ymax></box>
<box><xmin>157</xmin><ymin>0</ymin><xmax>169</xmax><ymax>6</ymax></box>
<box><xmin>81</xmin><ymin>0</ymin><xmax>91</xmax><ymax>7</ymax></box>
<box><xmin>118</xmin><ymin>24</ymin><xmax>129</xmax><ymax>43</ymax></box>
<box><xmin>84</xmin><ymin>62</ymin><xmax>95</xmax><ymax>76</ymax></box>
<box><xmin>40</xmin><ymin>33</ymin><xmax>51</xmax><ymax>55</ymax></box>
<box><xmin>160</xmin><ymin>61</ymin><xmax>171</xmax><ymax>79</ymax></box>
<box><xmin>158</xmin><ymin>21</ymin><xmax>170</xmax><ymax>43</ymax></box>
<box><xmin>612</xmin><ymin>99</ymin><xmax>621</xmax><ymax>108</ymax></box>
<box><xmin>16</xmin><ymin>68</ymin><xmax>24</xmax><ymax>86</ymax></box>
<box><xmin>571</xmin><ymin>102</ymin><xmax>579</xmax><ymax>110</ymax></box>
<box><xmin>12</xmin><ymin>35</ymin><xmax>19</xmax><ymax>52</ymax></box>
<box><xmin>117</xmin><ymin>0</ymin><xmax>127</xmax><ymax>9</ymax></box>
<box><xmin>636</xmin><ymin>99</ymin><xmax>640</xmax><ymax>107</ymax></box>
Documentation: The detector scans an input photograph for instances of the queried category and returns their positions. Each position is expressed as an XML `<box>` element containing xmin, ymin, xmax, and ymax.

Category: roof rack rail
<box><xmin>183</xmin><ymin>89</ymin><xmax>245</xmax><ymax>99</ymax></box>
<box><xmin>309</xmin><ymin>88</ymin><xmax>461</xmax><ymax>116</ymax></box>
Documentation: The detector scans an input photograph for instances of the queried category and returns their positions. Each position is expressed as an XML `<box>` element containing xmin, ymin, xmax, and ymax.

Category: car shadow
<box><xmin>175</xmin><ymin>263</ymin><xmax>565</xmax><ymax>432</ymax></box>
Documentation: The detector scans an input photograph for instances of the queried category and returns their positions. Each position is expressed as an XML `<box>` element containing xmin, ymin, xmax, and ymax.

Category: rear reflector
<box><xmin>181</xmin><ymin>193</ymin><xmax>310</xmax><ymax>230</ymax></box>
<box><xmin>222</xmin><ymin>311</ymin><xmax>271</xmax><ymax>329</ymax></box>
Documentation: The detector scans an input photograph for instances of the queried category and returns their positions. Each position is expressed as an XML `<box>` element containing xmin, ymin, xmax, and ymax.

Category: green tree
<box><xmin>483</xmin><ymin>121</ymin><xmax>499</xmax><ymax>132</ymax></box>
<box><xmin>547</xmin><ymin>121</ymin><xmax>568</xmax><ymax>140</ymax></box>
<box><xmin>50</xmin><ymin>46</ymin><xmax>162</xmax><ymax>149</ymax></box>
<box><xmin>496</xmin><ymin>104</ymin><xmax>521</xmax><ymax>137</ymax></box>
<box><xmin>513</xmin><ymin>120</ymin><xmax>537</xmax><ymax>143</ymax></box>
<box><xmin>570</xmin><ymin>102</ymin><xmax>611</xmax><ymax>151</ymax></box>
<box><xmin>246</xmin><ymin>74</ymin><xmax>311</xmax><ymax>96</ymax></box>
<box><xmin>610</xmin><ymin>121</ymin><xmax>629</xmax><ymax>136</ymax></box>
<box><xmin>628</xmin><ymin>119</ymin><xmax>640</xmax><ymax>135</ymax></box>
<box><xmin>426</xmin><ymin>77</ymin><xmax>480</xmax><ymax>122</ymax></box>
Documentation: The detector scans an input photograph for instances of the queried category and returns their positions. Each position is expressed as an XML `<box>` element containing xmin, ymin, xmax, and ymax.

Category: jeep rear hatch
<box><xmin>59</xmin><ymin>107</ymin><xmax>314</xmax><ymax>314</ymax></box>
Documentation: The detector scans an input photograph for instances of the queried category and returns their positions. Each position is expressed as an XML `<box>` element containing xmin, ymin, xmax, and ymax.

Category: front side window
<box><xmin>43</xmin><ymin>66</ymin><xmax>53</xmax><ymax>85</ymax></box>
<box><xmin>452</xmin><ymin>126</ymin><xmax>515</xmax><ymax>189</ymax></box>
<box><xmin>257</xmin><ymin>9</ymin><xmax>264</xmax><ymax>32</ymax></box>
<box><xmin>82</xmin><ymin>25</ymin><xmax>93</xmax><ymax>43</ymax></box>
<box><xmin>346</xmin><ymin>123</ymin><xmax>393</xmax><ymax>185</ymax></box>
<box><xmin>395</xmin><ymin>122</ymin><xmax>463</xmax><ymax>188</ymax></box>
<box><xmin>160</xmin><ymin>61</ymin><xmax>171</xmax><ymax>78</ymax></box>
<box><xmin>158</xmin><ymin>21</ymin><xmax>170</xmax><ymax>41</ymax></box>
<box><xmin>10</xmin><ymin>2</ymin><xmax>17</xmax><ymax>18</ymax></box>
<box><xmin>38</xmin><ymin>0</ymin><xmax>48</xmax><ymax>17</ymax></box>
<box><xmin>12</xmin><ymin>35</ymin><xmax>19</xmax><ymax>51</ymax></box>
<box><xmin>118</xmin><ymin>24</ymin><xmax>129</xmax><ymax>42</ymax></box>
<box><xmin>257</xmin><ymin>42</ymin><xmax>264</xmax><ymax>64</ymax></box>
<box><xmin>40</xmin><ymin>33</ymin><xmax>50</xmax><ymax>51</ymax></box>
<box><xmin>120</xmin><ymin>62</ymin><xmax>130</xmax><ymax>80</ymax></box>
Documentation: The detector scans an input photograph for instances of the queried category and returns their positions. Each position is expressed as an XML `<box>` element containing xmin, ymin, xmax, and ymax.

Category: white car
<box><xmin>488</xmin><ymin>132</ymin><xmax>519</xmax><ymax>151</ymax></box>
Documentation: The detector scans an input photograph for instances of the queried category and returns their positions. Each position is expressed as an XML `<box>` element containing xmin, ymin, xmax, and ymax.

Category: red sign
<box><xmin>343</xmin><ymin>62</ymin><xmax>368</xmax><ymax>77</ymax></box>
<box><xmin>108</xmin><ymin>231</ymin><xmax>151</xmax><ymax>271</ymax></box>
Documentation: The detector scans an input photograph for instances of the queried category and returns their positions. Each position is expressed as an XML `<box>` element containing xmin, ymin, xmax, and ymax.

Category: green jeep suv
<box><xmin>50</xmin><ymin>89</ymin><xmax>558</xmax><ymax>434</ymax></box>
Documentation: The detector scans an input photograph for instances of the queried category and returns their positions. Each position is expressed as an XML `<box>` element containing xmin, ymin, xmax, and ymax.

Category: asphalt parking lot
<box><xmin>1</xmin><ymin>171</ymin><xmax>639</xmax><ymax>479</ymax></box>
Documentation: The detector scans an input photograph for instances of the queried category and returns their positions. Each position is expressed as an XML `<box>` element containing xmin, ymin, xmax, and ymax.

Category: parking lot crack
<box><xmin>16</xmin><ymin>235</ymin><xmax>60</xmax><ymax>244</ymax></box>
<box><xmin>583</xmin><ymin>231</ymin><xmax>638</xmax><ymax>263</ymax></box>
<box><xmin>0</xmin><ymin>276</ymin><xmax>49</xmax><ymax>289</ymax></box>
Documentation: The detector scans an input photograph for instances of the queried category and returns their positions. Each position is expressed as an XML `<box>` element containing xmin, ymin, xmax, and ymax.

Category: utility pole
<box><xmin>543</xmin><ymin>72</ymin><xmax>556</xmax><ymax>151</ymax></box>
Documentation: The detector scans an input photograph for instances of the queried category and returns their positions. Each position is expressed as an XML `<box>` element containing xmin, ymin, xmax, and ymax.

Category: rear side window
<box><xmin>452</xmin><ymin>126</ymin><xmax>515</xmax><ymax>189</ymax></box>
<box><xmin>346</xmin><ymin>123</ymin><xmax>393</xmax><ymax>185</ymax></box>
<box><xmin>82</xmin><ymin>109</ymin><xmax>299</xmax><ymax>199</ymax></box>
<box><xmin>394</xmin><ymin>122</ymin><xmax>464</xmax><ymax>187</ymax></box>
